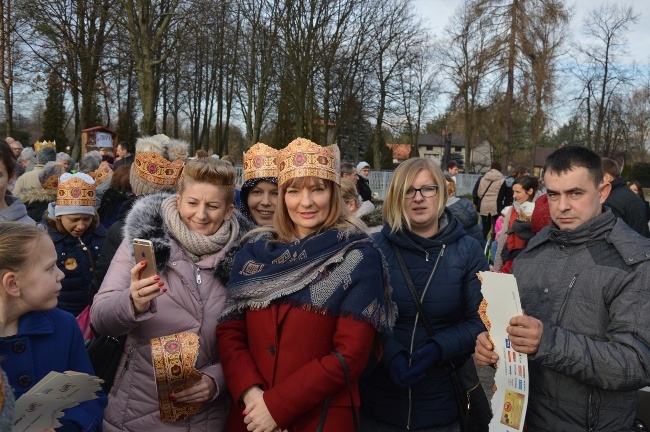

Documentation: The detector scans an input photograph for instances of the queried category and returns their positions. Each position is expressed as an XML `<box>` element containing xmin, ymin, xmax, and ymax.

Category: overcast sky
<box><xmin>413</xmin><ymin>0</ymin><xmax>650</xmax><ymax>66</ymax></box>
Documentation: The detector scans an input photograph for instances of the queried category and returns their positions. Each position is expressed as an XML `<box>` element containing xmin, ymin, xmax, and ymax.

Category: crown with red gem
<box><xmin>243</xmin><ymin>142</ymin><xmax>278</xmax><ymax>182</ymax></box>
<box><xmin>278</xmin><ymin>138</ymin><xmax>340</xmax><ymax>186</ymax></box>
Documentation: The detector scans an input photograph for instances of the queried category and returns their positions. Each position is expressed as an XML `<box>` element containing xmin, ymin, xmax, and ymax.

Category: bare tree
<box><xmin>118</xmin><ymin>0</ymin><xmax>185</xmax><ymax>135</ymax></box>
<box><xmin>439</xmin><ymin>0</ymin><xmax>501</xmax><ymax>169</ymax></box>
<box><xmin>235</xmin><ymin>0</ymin><xmax>282</xmax><ymax>146</ymax></box>
<box><xmin>398</xmin><ymin>41</ymin><xmax>439</xmax><ymax>157</ymax></box>
<box><xmin>0</xmin><ymin>0</ymin><xmax>17</xmax><ymax>135</ymax></box>
<box><xmin>367</xmin><ymin>0</ymin><xmax>423</xmax><ymax>169</ymax></box>
<box><xmin>576</xmin><ymin>2</ymin><xmax>639</xmax><ymax>153</ymax></box>
<box><xmin>18</xmin><ymin>0</ymin><xmax>113</xmax><ymax>156</ymax></box>
<box><xmin>520</xmin><ymin>0</ymin><xmax>570</xmax><ymax>168</ymax></box>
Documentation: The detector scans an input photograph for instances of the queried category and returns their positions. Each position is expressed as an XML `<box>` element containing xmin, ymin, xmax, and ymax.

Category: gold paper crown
<box><xmin>57</xmin><ymin>176</ymin><xmax>96</xmax><ymax>207</ymax></box>
<box><xmin>90</xmin><ymin>161</ymin><xmax>114</xmax><ymax>186</ymax></box>
<box><xmin>278</xmin><ymin>138</ymin><xmax>340</xmax><ymax>185</ymax></box>
<box><xmin>34</xmin><ymin>140</ymin><xmax>56</xmax><ymax>152</ymax></box>
<box><xmin>244</xmin><ymin>143</ymin><xmax>278</xmax><ymax>182</ymax></box>
<box><xmin>42</xmin><ymin>175</ymin><xmax>60</xmax><ymax>191</ymax></box>
<box><xmin>133</xmin><ymin>151</ymin><xmax>185</xmax><ymax>189</ymax></box>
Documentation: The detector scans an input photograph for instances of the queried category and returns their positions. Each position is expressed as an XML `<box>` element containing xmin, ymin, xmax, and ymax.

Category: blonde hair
<box><xmin>0</xmin><ymin>223</ymin><xmax>50</xmax><ymax>277</ymax></box>
<box><xmin>179</xmin><ymin>158</ymin><xmax>235</xmax><ymax>205</ymax></box>
<box><xmin>339</xmin><ymin>178</ymin><xmax>359</xmax><ymax>210</ymax></box>
<box><xmin>383</xmin><ymin>158</ymin><xmax>447</xmax><ymax>233</ymax></box>
<box><xmin>271</xmin><ymin>176</ymin><xmax>365</xmax><ymax>242</ymax></box>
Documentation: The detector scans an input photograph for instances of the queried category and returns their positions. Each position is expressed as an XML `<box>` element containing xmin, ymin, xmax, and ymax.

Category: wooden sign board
<box><xmin>81</xmin><ymin>126</ymin><xmax>118</xmax><ymax>156</ymax></box>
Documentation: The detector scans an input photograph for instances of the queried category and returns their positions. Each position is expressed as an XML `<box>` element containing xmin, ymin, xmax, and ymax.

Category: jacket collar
<box><xmin>17</xmin><ymin>311</ymin><xmax>54</xmax><ymax>336</ymax></box>
<box><xmin>528</xmin><ymin>207</ymin><xmax>650</xmax><ymax>265</ymax></box>
<box><xmin>609</xmin><ymin>176</ymin><xmax>627</xmax><ymax>190</ymax></box>
<box><xmin>384</xmin><ymin>208</ymin><xmax>464</xmax><ymax>252</ymax></box>
<box><xmin>530</xmin><ymin>207</ymin><xmax>615</xmax><ymax>248</ymax></box>
<box><xmin>44</xmin><ymin>215</ymin><xmax>106</xmax><ymax>242</ymax></box>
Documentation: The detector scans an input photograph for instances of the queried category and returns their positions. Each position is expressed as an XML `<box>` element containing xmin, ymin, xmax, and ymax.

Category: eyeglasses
<box><xmin>405</xmin><ymin>185</ymin><xmax>439</xmax><ymax>199</ymax></box>
<box><xmin>10</xmin><ymin>146</ymin><xmax>22</xmax><ymax>152</ymax></box>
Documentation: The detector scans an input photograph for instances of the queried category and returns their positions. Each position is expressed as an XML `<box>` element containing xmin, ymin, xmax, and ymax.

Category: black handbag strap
<box><xmin>392</xmin><ymin>245</ymin><xmax>435</xmax><ymax>337</ymax></box>
<box><xmin>479</xmin><ymin>180</ymin><xmax>496</xmax><ymax>202</ymax></box>
<box><xmin>316</xmin><ymin>349</ymin><xmax>360</xmax><ymax>432</ymax></box>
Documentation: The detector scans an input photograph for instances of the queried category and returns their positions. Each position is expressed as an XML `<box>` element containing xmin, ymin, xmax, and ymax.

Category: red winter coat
<box><xmin>217</xmin><ymin>304</ymin><xmax>375</xmax><ymax>431</ymax></box>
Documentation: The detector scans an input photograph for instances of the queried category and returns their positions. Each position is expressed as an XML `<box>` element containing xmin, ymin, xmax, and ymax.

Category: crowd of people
<box><xmin>1</xmin><ymin>135</ymin><xmax>650</xmax><ymax>432</ymax></box>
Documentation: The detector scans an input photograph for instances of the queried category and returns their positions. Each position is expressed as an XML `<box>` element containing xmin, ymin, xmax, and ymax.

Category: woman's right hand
<box><xmin>129</xmin><ymin>260</ymin><xmax>166</xmax><ymax>314</ymax></box>
<box><xmin>475</xmin><ymin>332</ymin><xmax>499</xmax><ymax>366</ymax></box>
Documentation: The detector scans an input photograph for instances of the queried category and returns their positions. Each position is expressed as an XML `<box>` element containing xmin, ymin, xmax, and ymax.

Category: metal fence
<box><xmin>235</xmin><ymin>166</ymin><xmax>481</xmax><ymax>201</ymax></box>
<box><xmin>368</xmin><ymin>171</ymin><xmax>482</xmax><ymax>200</ymax></box>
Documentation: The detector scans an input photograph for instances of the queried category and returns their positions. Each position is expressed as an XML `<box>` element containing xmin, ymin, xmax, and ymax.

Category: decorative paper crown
<box><xmin>34</xmin><ymin>140</ymin><xmax>56</xmax><ymax>152</ymax></box>
<box><xmin>90</xmin><ymin>161</ymin><xmax>114</xmax><ymax>186</ymax></box>
<box><xmin>39</xmin><ymin>162</ymin><xmax>65</xmax><ymax>191</ymax></box>
<box><xmin>132</xmin><ymin>152</ymin><xmax>185</xmax><ymax>190</ymax></box>
<box><xmin>56</xmin><ymin>173</ymin><xmax>96</xmax><ymax>215</ymax></box>
<box><xmin>243</xmin><ymin>143</ymin><xmax>278</xmax><ymax>182</ymax></box>
<box><xmin>278</xmin><ymin>138</ymin><xmax>340</xmax><ymax>185</ymax></box>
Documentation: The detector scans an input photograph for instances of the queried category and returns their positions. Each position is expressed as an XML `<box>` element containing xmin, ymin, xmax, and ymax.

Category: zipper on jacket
<box><xmin>557</xmin><ymin>273</ymin><xmax>579</xmax><ymax>324</ymax></box>
<box><xmin>195</xmin><ymin>267</ymin><xmax>202</xmax><ymax>284</ymax></box>
<box><xmin>77</xmin><ymin>237</ymin><xmax>96</xmax><ymax>272</ymax></box>
<box><xmin>406</xmin><ymin>244</ymin><xmax>446</xmax><ymax>430</ymax></box>
<box><xmin>123</xmin><ymin>347</ymin><xmax>135</xmax><ymax>370</ymax></box>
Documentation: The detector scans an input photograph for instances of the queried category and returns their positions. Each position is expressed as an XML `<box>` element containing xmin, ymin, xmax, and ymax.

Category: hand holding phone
<box><xmin>133</xmin><ymin>238</ymin><xmax>157</xmax><ymax>279</ymax></box>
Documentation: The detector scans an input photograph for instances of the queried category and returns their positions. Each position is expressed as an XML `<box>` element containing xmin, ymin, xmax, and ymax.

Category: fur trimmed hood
<box><xmin>18</xmin><ymin>186</ymin><xmax>57</xmax><ymax>204</ymax></box>
<box><xmin>123</xmin><ymin>192</ymin><xmax>255</xmax><ymax>276</ymax></box>
<box><xmin>360</xmin><ymin>205</ymin><xmax>383</xmax><ymax>228</ymax></box>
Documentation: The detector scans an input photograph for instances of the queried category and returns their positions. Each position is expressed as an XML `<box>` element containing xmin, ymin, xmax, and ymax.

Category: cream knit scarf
<box><xmin>160</xmin><ymin>195</ymin><xmax>239</xmax><ymax>262</ymax></box>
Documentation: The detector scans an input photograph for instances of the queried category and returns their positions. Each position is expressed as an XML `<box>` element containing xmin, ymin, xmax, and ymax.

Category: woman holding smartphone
<box><xmin>90</xmin><ymin>157</ymin><xmax>240</xmax><ymax>431</ymax></box>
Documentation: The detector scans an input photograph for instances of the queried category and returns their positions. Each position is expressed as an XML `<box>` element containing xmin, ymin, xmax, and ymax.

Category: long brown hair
<box><xmin>271</xmin><ymin>176</ymin><xmax>365</xmax><ymax>242</ymax></box>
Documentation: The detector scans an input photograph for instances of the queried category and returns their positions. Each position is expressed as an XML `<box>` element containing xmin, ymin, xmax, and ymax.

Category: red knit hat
<box><xmin>531</xmin><ymin>194</ymin><xmax>552</xmax><ymax>233</ymax></box>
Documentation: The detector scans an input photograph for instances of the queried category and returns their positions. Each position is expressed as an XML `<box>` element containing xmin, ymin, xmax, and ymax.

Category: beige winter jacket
<box><xmin>477</xmin><ymin>169</ymin><xmax>504</xmax><ymax>217</ymax></box>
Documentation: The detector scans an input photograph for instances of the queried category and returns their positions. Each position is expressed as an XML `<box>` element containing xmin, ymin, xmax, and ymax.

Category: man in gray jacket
<box><xmin>475</xmin><ymin>146</ymin><xmax>650</xmax><ymax>431</ymax></box>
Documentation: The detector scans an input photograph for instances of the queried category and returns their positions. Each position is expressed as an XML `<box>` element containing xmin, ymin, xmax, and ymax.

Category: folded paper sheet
<box><xmin>478</xmin><ymin>271</ymin><xmax>529</xmax><ymax>432</ymax></box>
<box><xmin>13</xmin><ymin>371</ymin><xmax>103</xmax><ymax>431</ymax></box>
<box><xmin>151</xmin><ymin>331</ymin><xmax>203</xmax><ymax>422</ymax></box>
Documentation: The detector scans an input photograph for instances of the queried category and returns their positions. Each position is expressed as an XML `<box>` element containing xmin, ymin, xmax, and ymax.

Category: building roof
<box><xmin>82</xmin><ymin>126</ymin><xmax>117</xmax><ymax>135</ymax></box>
<box><xmin>534</xmin><ymin>147</ymin><xmax>557</xmax><ymax>167</ymax></box>
<box><xmin>416</xmin><ymin>133</ymin><xmax>466</xmax><ymax>148</ymax></box>
<box><xmin>387</xmin><ymin>143</ymin><xmax>412</xmax><ymax>160</ymax></box>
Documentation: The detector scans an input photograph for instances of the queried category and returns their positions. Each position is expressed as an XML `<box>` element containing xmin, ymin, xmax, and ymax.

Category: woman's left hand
<box><xmin>243</xmin><ymin>395</ymin><xmax>278</xmax><ymax>432</ymax></box>
<box><xmin>171</xmin><ymin>374</ymin><xmax>217</xmax><ymax>404</ymax></box>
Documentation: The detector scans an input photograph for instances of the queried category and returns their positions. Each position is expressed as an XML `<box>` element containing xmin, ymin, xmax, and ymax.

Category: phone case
<box><xmin>133</xmin><ymin>238</ymin><xmax>157</xmax><ymax>279</ymax></box>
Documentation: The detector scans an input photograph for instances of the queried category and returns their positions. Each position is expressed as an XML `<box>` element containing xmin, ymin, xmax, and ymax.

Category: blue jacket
<box><xmin>44</xmin><ymin>218</ymin><xmax>106</xmax><ymax>316</ymax></box>
<box><xmin>360</xmin><ymin>210</ymin><xmax>488</xmax><ymax>429</ymax></box>
<box><xmin>0</xmin><ymin>309</ymin><xmax>107</xmax><ymax>431</ymax></box>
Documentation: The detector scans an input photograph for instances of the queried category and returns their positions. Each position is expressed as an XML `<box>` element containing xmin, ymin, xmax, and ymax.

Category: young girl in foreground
<box><xmin>0</xmin><ymin>222</ymin><xmax>106</xmax><ymax>431</ymax></box>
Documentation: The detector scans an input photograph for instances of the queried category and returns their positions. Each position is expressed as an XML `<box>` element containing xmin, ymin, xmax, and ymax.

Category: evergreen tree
<box><xmin>41</xmin><ymin>70</ymin><xmax>68</xmax><ymax>151</ymax></box>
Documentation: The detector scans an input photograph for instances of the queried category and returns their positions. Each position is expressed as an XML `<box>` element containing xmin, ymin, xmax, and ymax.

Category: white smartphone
<box><xmin>133</xmin><ymin>238</ymin><xmax>157</xmax><ymax>279</ymax></box>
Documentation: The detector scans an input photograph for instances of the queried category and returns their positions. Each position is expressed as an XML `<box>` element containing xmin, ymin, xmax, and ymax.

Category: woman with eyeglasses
<box><xmin>359</xmin><ymin>157</ymin><xmax>489</xmax><ymax>432</ymax></box>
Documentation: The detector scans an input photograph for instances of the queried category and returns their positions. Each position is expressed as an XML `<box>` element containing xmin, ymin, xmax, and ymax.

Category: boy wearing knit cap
<box><xmin>43</xmin><ymin>172</ymin><xmax>106</xmax><ymax>316</ymax></box>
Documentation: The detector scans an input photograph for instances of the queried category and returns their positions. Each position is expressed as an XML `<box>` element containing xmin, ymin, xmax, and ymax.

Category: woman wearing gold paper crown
<box><xmin>43</xmin><ymin>172</ymin><xmax>106</xmax><ymax>317</ymax></box>
<box><xmin>217</xmin><ymin>138</ymin><xmax>396</xmax><ymax>432</ymax></box>
<box><xmin>240</xmin><ymin>143</ymin><xmax>279</xmax><ymax>227</ymax></box>
<box><xmin>91</xmin><ymin>157</ymin><xmax>241</xmax><ymax>431</ymax></box>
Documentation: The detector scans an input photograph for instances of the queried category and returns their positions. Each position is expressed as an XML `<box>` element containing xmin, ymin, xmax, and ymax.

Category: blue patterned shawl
<box><xmin>220</xmin><ymin>227</ymin><xmax>396</xmax><ymax>334</ymax></box>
